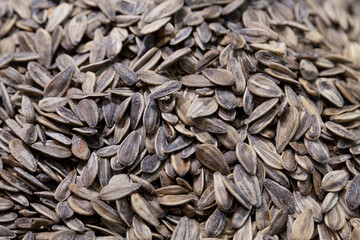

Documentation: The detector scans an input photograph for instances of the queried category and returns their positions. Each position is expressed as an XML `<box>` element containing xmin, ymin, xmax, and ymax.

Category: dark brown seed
<box><xmin>202</xmin><ymin>68</ymin><xmax>234</xmax><ymax>86</ymax></box>
<box><xmin>31</xmin><ymin>140</ymin><xmax>72</xmax><ymax>159</ymax></box>
<box><xmin>196</xmin><ymin>49</ymin><xmax>220</xmax><ymax>71</ymax></box>
<box><xmin>215</xmin><ymin>88</ymin><xmax>237</xmax><ymax>110</ymax></box>
<box><xmin>186</xmin><ymin>97</ymin><xmax>218</xmax><ymax>118</ymax></box>
<box><xmin>150</xmin><ymin>81</ymin><xmax>182</xmax><ymax>99</ymax></box>
<box><xmin>157</xmin><ymin>48</ymin><xmax>192</xmax><ymax>72</ymax></box>
<box><xmin>114</xmin><ymin>63</ymin><xmax>138</xmax><ymax>86</ymax></box>
<box><xmin>304</xmin><ymin>138</ymin><xmax>330</xmax><ymax>163</ymax></box>
<box><xmin>90</xmin><ymin>29</ymin><xmax>105</xmax><ymax>64</ymax></box>
<box><xmin>345</xmin><ymin>175</ymin><xmax>360</xmax><ymax>210</ymax></box>
<box><xmin>54</xmin><ymin>170</ymin><xmax>76</xmax><ymax>202</ymax></box>
<box><xmin>165</xmin><ymin>135</ymin><xmax>193</xmax><ymax>153</ymax></box>
<box><xmin>13</xmin><ymin>167</ymin><xmax>50</xmax><ymax>191</ymax></box>
<box><xmin>78</xmin><ymin>99</ymin><xmax>99</xmax><ymax>128</ymax></box>
<box><xmin>0</xmin><ymin>225</ymin><xmax>15</xmax><ymax>238</ymax></box>
<box><xmin>0</xmin><ymin>0</ymin><xmax>358</xmax><ymax>238</ymax></box>
<box><xmin>321</xmin><ymin>170</ymin><xmax>349</xmax><ymax>192</ymax></box>
<box><xmin>99</xmin><ymin>183</ymin><xmax>140</xmax><ymax>201</ymax></box>
<box><xmin>192</xmin><ymin>117</ymin><xmax>227</xmax><ymax>134</ymax></box>
<box><xmin>275</xmin><ymin>106</ymin><xmax>299</xmax><ymax>153</ymax></box>
<box><xmin>80</xmin><ymin>152</ymin><xmax>99</xmax><ymax>188</ymax></box>
<box><xmin>0</xmin><ymin>82</ymin><xmax>14</xmax><ymax>117</ymax></box>
<box><xmin>45</xmin><ymin>3</ymin><xmax>73</xmax><ymax>32</ymax></box>
<box><xmin>196</xmin><ymin>144</ymin><xmax>230</xmax><ymax>174</ymax></box>
<box><xmin>145</xmin><ymin>0</ymin><xmax>184</xmax><ymax>23</ymax></box>
<box><xmin>316</xmin><ymin>78</ymin><xmax>344</xmax><ymax>108</ymax></box>
<box><xmin>325</xmin><ymin>121</ymin><xmax>359</xmax><ymax>141</ymax></box>
<box><xmin>117</xmin><ymin>130</ymin><xmax>140</xmax><ymax>166</ymax></box>
<box><xmin>95</xmin><ymin>67</ymin><xmax>116</xmax><ymax>93</ymax></box>
<box><xmin>180</xmin><ymin>75</ymin><xmax>214</xmax><ymax>87</ymax></box>
<box><xmin>56</xmin><ymin>201</ymin><xmax>74</xmax><ymax>220</ymax></box>
<box><xmin>236</xmin><ymin>142</ymin><xmax>257</xmax><ymax>175</ymax></box>
<box><xmin>234</xmin><ymin>164</ymin><xmax>261</xmax><ymax>207</ymax></box>
<box><xmin>131</xmin><ymin>193</ymin><xmax>159</xmax><ymax>227</ymax></box>
<box><xmin>30</xmin><ymin>203</ymin><xmax>60</xmax><ymax>222</ymax></box>
<box><xmin>264</xmin><ymin>208</ymin><xmax>288</xmax><ymax>235</ymax></box>
<box><xmin>292</xmin><ymin>209</ymin><xmax>314</xmax><ymax>240</ymax></box>
<box><xmin>204</xmin><ymin>207</ymin><xmax>226</xmax><ymax>237</ymax></box>
<box><xmin>142</xmin><ymin>17</ymin><xmax>171</xmax><ymax>35</ymax></box>
<box><xmin>248</xmin><ymin>74</ymin><xmax>284</xmax><ymax>98</ymax></box>
<box><xmin>293</xmin><ymin>110</ymin><xmax>311</xmax><ymax>141</ymax></box>
<box><xmin>228</xmin><ymin>57</ymin><xmax>246</xmax><ymax>94</ymax></box>
<box><xmin>239</xmin><ymin>28</ymin><xmax>270</xmax><ymax>43</ymax></box>
<box><xmin>0</xmin><ymin>169</ymin><xmax>33</xmax><ymax>195</ymax></box>
<box><xmin>130</xmin><ymin>92</ymin><xmax>145</xmax><ymax>129</ymax></box>
<box><xmin>171</xmin><ymin>27</ymin><xmax>193</xmax><ymax>46</ymax></box>
<box><xmin>213</xmin><ymin>172</ymin><xmax>232</xmax><ymax>211</ymax></box>
<box><xmin>91</xmin><ymin>199</ymin><xmax>121</xmax><ymax>224</ymax></box>
<box><xmin>264</xmin><ymin>179</ymin><xmax>295</xmax><ymax>214</ymax></box>
<box><xmin>143</xmin><ymin>98</ymin><xmax>160</xmax><ymax>135</ymax></box>
<box><xmin>300</xmin><ymin>59</ymin><xmax>318</xmax><ymax>80</ymax></box>
<box><xmin>244</xmin><ymin>98</ymin><xmax>278</xmax><ymax>124</ymax></box>
<box><xmin>9</xmin><ymin>139</ymin><xmax>37</xmax><ymax>172</ymax></box>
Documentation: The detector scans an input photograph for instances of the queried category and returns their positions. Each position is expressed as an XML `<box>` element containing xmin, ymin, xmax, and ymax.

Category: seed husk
<box><xmin>0</xmin><ymin>197</ymin><xmax>14</xmax><ymax>211</ymax></box>
<box><xmin>244</xmin><ymin>98</ymin><xmax>279</xmax><ymax>124</ymax></box>
<box><xmin>80</xmin><ymin>152</ymin><xmax>99</xmax><ymax>188</ymax></box>
<box><xmin>202</xmin><ymin>68</ymin><xmax>234</xmax><ymax>86</ymax></box>
<box><xmin>45</xmin><ymin>3</ymin><xmax>73</xmax><ymax>32</ymax></box>
<box><xmin>235</xmin><ymin>142</ymin><xmax>257</xmax><ymax>175</ymax></box>
<box><xmin>91</xmin><ymin>199</ymin><xmax>121</xmax><ymax>224</ymax></box>
<box><xmin>150</xmin><ymin>81</ymin><xmax>182</xmax><ymax>99</ymax></box>
<box><xmin>213</xmin><ymin>172</ymin><xmax>233</xmax><ymax>211</ymax></box>
<box><xmin>155</xmin><ymin>47</ymin><xmax>191</xmax><ymax>72</ymax></box>
<box><xmin>264</xmin><ymin>179</ymin><xmax>295</xmax><ymax>214</ymax></box>
<box><xmin>253</xmin><ymin>145</ymin><xmax>283</xmax><ymax>170</ymax></box>
<box><xmin>325</xmin><ymin>121</ymin><xmax>359</xmax><ymax>141</ymax></box>
<box><xmin>131</xmin><ymin>193</ymin><xmax>159</xmax><ymax>227</ymax></box>
<box><xmin>321</xmin><ymin>170</ymin><xmax>349</xmax><ymax>192</ymax></box>
<box><xmin>30</xmin><ymin>203</ymin><xmax>60</xmax><ymax>223</ymax></box>
<box><xmin>145</xmin><ymin>0</ymin><xmax>184</xmax><ymax>23</ymax></box>
<box><xmin>0</xmin><ymin>169</ymin><xmax>33</xmax><ymax>195</ymax></box>
<box><xmin>247</xmin><ymin>74</ymin><xmax>284</xmax><ymax>98</ymax></box>
<box><xmin>300</xmin><ymin>59</ymin><xmax>318</xmax><ymax>80</ymax></box>
<box><xmin>31</xmin><ymin>140</ymin><xmax>72</xmax><ymax>159</ymax></box>
<box><xmin>196</xmin><ymin>144</ymin><xmax>230</xmax><ymax>174</ymax></box>
<box><xmin>99</xmin><ymin>183</ymin><xmax>140</xmax><ymax>201</ymax></box>
<box><xmin>0</xmin><ymin>0</ymin><xmax>358</xmax><ymax>238</ymax></box>
<box><xmin>186</xmin><ymin>97</ymin><xmax>218</xmax><ymax>118</ymax></box>
<box><xmin>54</xmin><ymin>170</ymin><xmax>76</xmax><ymax>202</ymax></box>
<box><xmin>116</xmin><ymin>130</ymin><xmax>140</xmax><ymax>166</ymax></box>
<box><xmin>9</xmin><ymin>138</ymin><xmax>37</xmax><ymax>172</ymax></box>
<box><xmin>292</xmin><ymin>209</ymin><xmax>314</xmax><ymax>240</ymax></box>
<box><xmin>204</xmin><ymin>207</ymin><xmax>226</xmax><ymax>237</ymax></box>
<box><xmin>345</xmin><ymin>175</ymin><xmax>360</xmax><ymax>210</ymax></box>
<box><xmin>234</xmin><ymin>164</ymin><xmax>261</xmax><ymax>207</ymax></box>
<box><xmin>159</xmin><ymin>194</ymin><xmax>196</xmax><ymax>206</ymax></box>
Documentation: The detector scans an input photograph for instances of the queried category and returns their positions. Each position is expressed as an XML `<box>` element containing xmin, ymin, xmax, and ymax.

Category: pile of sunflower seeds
<box><xmin>0</xmin><ymin>0</ymin><xmax>359</xmax><ymax>239</ymax></box>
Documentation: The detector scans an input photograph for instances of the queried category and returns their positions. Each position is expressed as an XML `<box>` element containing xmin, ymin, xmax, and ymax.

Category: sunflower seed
<box><xmin>0</xmin><ymin>0</ymin><xmax>358</xmax><ymax>237</ymax></box>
